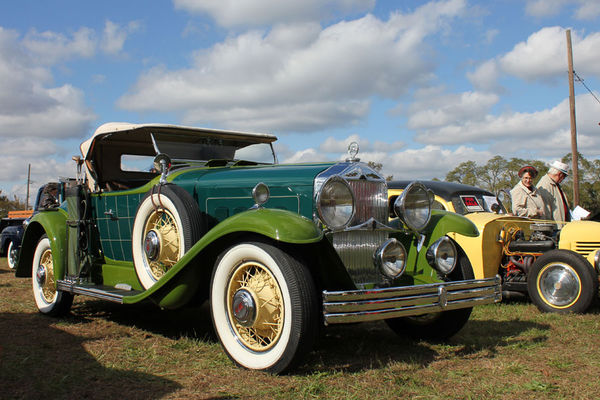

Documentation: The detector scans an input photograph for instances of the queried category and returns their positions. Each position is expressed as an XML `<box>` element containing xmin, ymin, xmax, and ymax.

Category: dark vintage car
<box><xmin>1</xmin><ymin>183</ymin><xmax>61</xmax><ymax>269</ymax></box>
<box><xmin>16</xmin><ymin>123</ymin><xmax>501</xmax><ymax>373</ymax></box>
<box><xmin>1</xmin><ymin>217</ymin><xmax>25</xmax><ymax>269</ymax></box>
<box><xmin>389</xmin><ymin>180</ymin><xmax>600</xmax><ymax>313</ymax></box>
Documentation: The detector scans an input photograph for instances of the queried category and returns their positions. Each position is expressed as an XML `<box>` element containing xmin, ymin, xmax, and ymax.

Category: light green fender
<box><xmin>124</xmin><ymin>207</ymin><xmax>324</xmax><ymax>307</ymax></box>
<box><xmin>427</xmin><ymin>209</ymin><xmax>479</xmax><ymax>238</ymax></box>
<box><xmin>391</xmin><ymin>210</ymin><xmax>479</xmax><ymax>285</ymax></box>
<box><xmin>15</xmin><ymin>209</ymin><xmax>68</xmax><ymax>279</ymax></box>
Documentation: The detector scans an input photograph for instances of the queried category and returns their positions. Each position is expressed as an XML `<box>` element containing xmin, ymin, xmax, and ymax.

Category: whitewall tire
<box><xmin>210</xmin><ymin>241</ymin><xmax>318</xmax><ymax>373</ymax></box>
<box><xmin>7</xmin><ymin>241</ymin><xmax>17</xmax><ymax>269</ymax></box>
<box><xmin>32</xmin><ymin>236</ymin><xmax>73</xmax><ymax>316</ymax></box>
<box><xmin>132</xmin><ymin>185</ymin><xmax>204</xmax><ymax>289</ymax></box>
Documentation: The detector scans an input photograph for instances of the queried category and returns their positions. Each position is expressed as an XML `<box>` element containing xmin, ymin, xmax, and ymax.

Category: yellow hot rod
<box><xmin>388</xmin><ymin>180</ymin><xmax>600</xmax><ymax>313</ymax></box>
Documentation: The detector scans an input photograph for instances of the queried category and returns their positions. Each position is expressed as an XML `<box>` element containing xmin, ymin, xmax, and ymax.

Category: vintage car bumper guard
<box><xmin>322</xmin><ymin>275</ymin><xmax>502</xmax><ymax>324</ymax></box>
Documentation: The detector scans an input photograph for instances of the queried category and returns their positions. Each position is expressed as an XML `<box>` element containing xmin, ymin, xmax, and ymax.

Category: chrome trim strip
<box><xmin>322</xmin><ymin>276</ymin><xmax>502</xmax><ymax>325</ymax></box>
<box><xmin>343</xmin><ymin>217</ymin><xmax>395</xmax><ymax>231</ymax></box>
<box><xmin>57</xmin><ymin>280</ymin><xmax>128</xmax><ymax>303</ymax></box>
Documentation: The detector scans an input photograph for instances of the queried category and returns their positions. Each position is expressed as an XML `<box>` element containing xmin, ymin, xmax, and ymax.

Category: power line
<box><xmin>573</xmin><ymin>70</ymin><xmax>600</xmax><ymax>106</ymax></box>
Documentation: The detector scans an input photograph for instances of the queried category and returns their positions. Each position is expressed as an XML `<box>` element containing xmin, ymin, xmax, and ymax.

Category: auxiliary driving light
<box><xmin>374</xmin><ymin>238</ymin><xmax>407</xmax><ymax>279</ymax></box>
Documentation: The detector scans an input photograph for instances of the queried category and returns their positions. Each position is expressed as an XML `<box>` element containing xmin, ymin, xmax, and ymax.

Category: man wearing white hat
<box><xmin>536</xmin><ymin>160</ymin><xmax>571</xmax><ymax>222</ymax></box>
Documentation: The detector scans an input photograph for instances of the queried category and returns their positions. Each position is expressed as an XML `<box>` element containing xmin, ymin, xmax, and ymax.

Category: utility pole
<box><xmin>566</xmin><ymin>29</ymin><xmax>579</xmax><ymax>206</ymax></box>
<box><xmin>26</xmin><ymin>164</ymin><xmax>31</xmax><ymax>209</ymax></box>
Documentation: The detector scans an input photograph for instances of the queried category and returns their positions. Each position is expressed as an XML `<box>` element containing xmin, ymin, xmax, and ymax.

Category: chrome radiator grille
<box><xmin>333</xmin><ymin>179</ymin><xmax>389</xmax><ymax>286</ymax></box>
<box><xmin>332</xmin><ymin>230</ymin><xmax>389</xmax><ymax>286</ymax></box>
<box><xmin>573</xmin><ymin>241</ymin><xmax>600</xmax><ymax>257</ymax></box>
<box><xmin>347</xmin><ymin>180</ymin><xmax>388</xmax><ymax>225</ymax></box>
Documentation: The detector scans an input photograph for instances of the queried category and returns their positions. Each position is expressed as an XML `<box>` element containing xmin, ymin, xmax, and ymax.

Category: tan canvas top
<box><xmin>80</xmin><ymin>122</ymin><xmax>277</xmax><ymax>160</ymax></box>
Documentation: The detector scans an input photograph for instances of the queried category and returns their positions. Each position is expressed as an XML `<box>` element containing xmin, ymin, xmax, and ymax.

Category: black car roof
<box><xmin>387</xmin><ymin>180</ymin><xmax>495</xmax><ymax>201</ymax></box>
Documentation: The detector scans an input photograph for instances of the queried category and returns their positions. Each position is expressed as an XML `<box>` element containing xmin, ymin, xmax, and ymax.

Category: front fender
<box><xmin>427</xmin><ymin>210</ymin><xmax>479</xmax><ymax>239</ymax></box>
<box><xmin>392</xmin><ymin>210</ymin><xmax>479</xmax><ymax>285</ymax></box>
<box><xmin>204</xmin><ymin>208</ymin><xmax>324</xmax><ymax>244</ymax></box>
<box><xmin>15</xmin><ymin>210</ymin><xmax>68</xmax><ymax>278</ymax></box>
<box><xmin>123</xmin><ymin>208</ymin><xmax>323</xmax><ymax>307</ymax></box>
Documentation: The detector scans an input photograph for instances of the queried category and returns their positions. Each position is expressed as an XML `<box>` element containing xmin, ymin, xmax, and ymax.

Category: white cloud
<box><xmin>407</xmin><ymin>92</ymin><xmax>600</xmax><ymax>163</ymax></box>
<box><xmin>319</xmin><ymin>134</ymin><xmax>363</xmax><ymax>153</ymax></box>
<box><xmin>469</xmin><ymin>26</ymin><xmax>600</xmax><ymax>87</ymax></box>
<box><xmin>173</xmin><ymin>0</ymin><xmax>375</xmax><ymax>27</ymax></box>
<box><xmin>525</xmin><ymin>0</ymin><xmax>600</xmax><ymax>20</ymax></box>
<box><xmin>574</xmin><ymin>1</ymin><xmax>600</xmax><ymax>20</ymax></box>
<box><xmin>4</xmin><ymin>157</ymin><xmax>76</xmax><ymax>203</ymax></box>
<box><xmin>19</xmin><ymin>20</ymin><xmax>140</xmax><ymax>64</ymax></box>
<box><xmin>0</xmin><ymin>28</ymin><xmax>96</xmax><ymax>139</ymax></box>
<box><xmin>22</xmin><ymin>27</ymin><xmax>96</xmax><ymax>65</ymax></box>
<box><xmin>384</xmin><ymin>145</ymin><xmax>493</xmax><ymax>181</ymax></box>
<box><xmin>374</xmin><ymin>140</ymin><xmax>405</xmax><ymax>152</ymax></box>
<box><xmin>484</xmin><ymin>29</ymin><xmax>499</xmax><ymax>44</ymax></box>
<box><xmin>283</xmin><ymin>148</ymin><xmax>323</xmax><ymax>164</ymax></box>
<box><xmin>467</xmin><ymin>59</ymin><xmax>501</xmax><ymax>91</ymax></box>
<box><xmin>414</xmin><ymin>98</ymin><xmax>569</xmax><ymax>145</ymax></box>
<box><xmin>407</xmin><ymin>89</ymin><xmax>499</xmax><ymax>131</ymax></box>
<box><xmin>0</xmin><ymin>84</ymin><xmax>96</xmax><ymax>138</ymax></box>
<box><xmin>0</xmin><ymin>27</ymin><xmax>96</xmax><ymax>197</ymax></box>
<box><xmin>119</xmin><ymin>0</ymin><xmax>467</xmax><ymax>132</ymax></box>
<box><xmin>101</xmin><ymin>20</ymin><xmax>141</xmax><ymax>56</ymax></box>
<box><xmin>525</xmin><ymin>0</ymin><xmax>569</xmax><ymax>17</ymax></box>
<box><xmin>499</xmin><ymin>26</ymin><xmax>568</xmax><ymax>81</ymax></box>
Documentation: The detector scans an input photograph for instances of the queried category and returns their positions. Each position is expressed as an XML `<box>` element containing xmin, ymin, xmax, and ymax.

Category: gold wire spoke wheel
<box><xmin>226</xmin><ymin>261</ymin><xmax>284</xmax><ymax>352</ymax></box>
<box><xmin>143</xmin><ymin>209</ymin><xmax>181</xmax><ymax>280</ymax></box>
<box><xmin>39</xmin><ymin>248</ymin><xmax>56</xmax><ymax>303</ymax></box>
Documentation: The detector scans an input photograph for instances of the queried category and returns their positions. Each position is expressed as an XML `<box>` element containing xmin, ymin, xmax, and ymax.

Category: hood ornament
<box><xmin>346</xmin><ymin>141</ymin><xmax>360</xmax><ymax>162</ymax></box>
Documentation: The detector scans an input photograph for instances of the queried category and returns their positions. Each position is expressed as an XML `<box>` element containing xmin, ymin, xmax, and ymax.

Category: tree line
<box><xmin>444</xmin><ymin>153</ymin><xmax>600</xmax><ymax>217</ymax></box>
<box><xmin>0</xmin><ymin>190</ymin><xmax>28</xmax><ymax>219</ymax></box>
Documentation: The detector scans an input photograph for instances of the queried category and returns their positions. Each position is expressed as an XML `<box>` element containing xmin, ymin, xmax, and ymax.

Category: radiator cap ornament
<box><xmin>346</xmin><ymin>141</ymin><xmax>360</xmax><ymax>162</ymax></box>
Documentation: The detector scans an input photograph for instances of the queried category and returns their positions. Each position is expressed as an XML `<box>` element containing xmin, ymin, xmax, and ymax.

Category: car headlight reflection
<box><xmin>426</xmin><ymin>236</ymin><xmax>457</xmax><ymax>275</ymax></box>
<box><xmin>316</xmin><ymin>176</ymin><xmax>355</xmax><ymax>230</ymax></box>
<box><xmin>394</xmin><ymin>182</ymin><xmax>433</xmax><ymax>232</ymax></box>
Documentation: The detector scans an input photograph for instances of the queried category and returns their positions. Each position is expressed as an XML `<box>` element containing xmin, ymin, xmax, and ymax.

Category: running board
<box><xmin>57</xmin><ymin>280</ymin><xmax>143</xmax><ymax>303</ymax></box>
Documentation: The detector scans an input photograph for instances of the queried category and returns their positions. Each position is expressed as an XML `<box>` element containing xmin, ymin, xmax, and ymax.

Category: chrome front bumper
<box><xmin>322</xmin><ymin>275</ymin><xmax>502</xmax><ymax>325</ymax></box>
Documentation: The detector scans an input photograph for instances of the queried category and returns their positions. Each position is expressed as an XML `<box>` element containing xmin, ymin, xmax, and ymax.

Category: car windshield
<box><xmin>152</xmin><ymin>132</ymin><xmax>276</xmax><ymax>165</ymax></box>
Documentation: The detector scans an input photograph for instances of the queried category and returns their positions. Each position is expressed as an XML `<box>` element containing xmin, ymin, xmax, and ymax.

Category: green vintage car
<box><xmin>16</xmin><ymin>122</ymin><xmax>501</xmax><ymax>373</ymax></box>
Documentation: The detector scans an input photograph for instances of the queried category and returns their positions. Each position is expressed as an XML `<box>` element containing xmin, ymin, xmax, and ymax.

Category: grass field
<box><xmin>1</xmin><ymin>257</ymin><xmax>599</xmax><ymax>399</ymax></box>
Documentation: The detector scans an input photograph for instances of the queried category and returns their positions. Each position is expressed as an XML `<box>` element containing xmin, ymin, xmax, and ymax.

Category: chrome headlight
<box><xmin>426</xmin><ymin>236</ymin><xmax>457</xmax><ymax>275</ymax></box>
<box><xmin>393</xmin><ymin>182</ymin><xmax>433</xmax><ymax>232</ymax></box>
<box><xmin>594</xmin><ymin>249</ymin><xmax>600</xmax><ymax>273</ymax></box>
<box><xmin>374</xmin><ymin>238</ymin><xmax>407</xmax><ymax>279</ymax></box>
<box><xmin>316</xmin><ymin>176</ymin><xmax>355</xmax><ymax>230</ymax></box>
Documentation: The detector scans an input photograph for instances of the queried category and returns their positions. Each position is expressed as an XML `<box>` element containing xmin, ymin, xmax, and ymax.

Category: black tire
<box><xmin>32</xmin><ymin>235</ymin><xmax>73</xmax><ymax>316</ymax></box>
<box><xmin>210</xmin><ymin>241</ymin><xmax>318</xmax><ymax>373</ymax></box>
<box><xmin>527</xmin><ymin>249</ymin><xmax>597</xmax><ymax>313</ymax></box>
<box><xmin>385</xmin><ymin>244</ymin><xmax>473</xmax><ymax>341</ymax></box>
<box><xmin>132</xmin><ymin>184</ymin><xmax>205</xmax><ymax>289</ymax></box>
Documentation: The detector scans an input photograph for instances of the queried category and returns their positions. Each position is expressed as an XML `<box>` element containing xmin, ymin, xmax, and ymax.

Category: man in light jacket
<box><xmin>536</xmin><ymin>160</ymin><xmax>570</xmax><ymax>222</ymax></box>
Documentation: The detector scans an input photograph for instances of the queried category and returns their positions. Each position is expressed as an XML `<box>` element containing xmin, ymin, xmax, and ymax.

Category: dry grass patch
<box><xmin>1</xmin><ymin>257</ymin><xmax>599</xmax><ymax>399</ymax></box>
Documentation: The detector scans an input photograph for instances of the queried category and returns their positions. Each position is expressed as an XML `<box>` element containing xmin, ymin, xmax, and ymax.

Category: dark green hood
<box><xmin>170</xmin><ymin>162</ymin><xmax>335</xmax><ymax>221</ymax></box>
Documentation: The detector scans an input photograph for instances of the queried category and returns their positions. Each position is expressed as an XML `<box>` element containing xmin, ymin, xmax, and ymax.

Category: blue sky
<box><xmin>1</xmin><ymin>0</ymin><xmax>599</xmax><ymax>202</ymax></box>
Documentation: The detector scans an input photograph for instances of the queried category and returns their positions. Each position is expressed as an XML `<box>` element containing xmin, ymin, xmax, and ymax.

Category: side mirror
<box><xmin>153</xmin><ymin>153</ymin><xmax>172</xmax><ymax>184</ymax></box>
